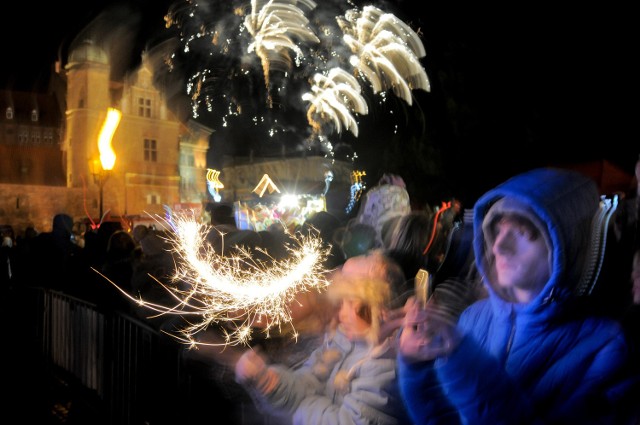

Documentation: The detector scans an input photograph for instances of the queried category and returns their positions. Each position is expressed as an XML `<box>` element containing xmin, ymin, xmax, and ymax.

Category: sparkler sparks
<box><xmin>103</xmin><ymin>212</ymin><xmax>332</xmax><ymax>347</ymax></box>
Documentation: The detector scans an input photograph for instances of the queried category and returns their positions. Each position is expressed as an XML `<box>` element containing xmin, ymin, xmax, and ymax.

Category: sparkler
<box><xmin>103</xmin><ymin>211</ymin><xmax>332</xmax><ymax>347</ymax></box>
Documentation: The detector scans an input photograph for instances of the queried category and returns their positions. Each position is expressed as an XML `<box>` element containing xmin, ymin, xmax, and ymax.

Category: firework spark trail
<box><xmin>337</xmin><ymin>5</ymin><xmax>430</xmax><ymax>105</ymax></box>
<box><xmin>302</xmin><ymin>67</ymin><xmax>368</xmax><ymax>137</ymax></box>
<box><xmin>244</xmin><ymin>0</ymin><xmax>320</xmax><ymax>92</ymax></box>
<box><xmin>164</xmin><ymin>0</ymin><xmax>430</xmax><ymax>145</ymax></box>
<box><xmin>164</xmin><ymin>0</ymin><xmax>239</xmax><ymax>119</ymax></box>
<box><xmin>103</xmin><ymin>212</ymin><xmax>332</xmax><ymax>347</ymax></box>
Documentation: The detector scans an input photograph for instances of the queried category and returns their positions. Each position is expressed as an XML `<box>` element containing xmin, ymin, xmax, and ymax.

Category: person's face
<box><xmin>338</xmin><ymin>297</ymin><xmax>370</xmax><ymax>339</ymax></box>
<box><xmin>490</xmin><ymin>215</ymin><xmax>550</xmax><ymax>303</ymax></box>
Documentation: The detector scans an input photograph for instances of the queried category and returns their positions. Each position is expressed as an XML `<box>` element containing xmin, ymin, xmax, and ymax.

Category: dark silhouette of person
<box><xmin>30</xmin><ymin>213</ymin><xmax>82</xmax><ymax>292</ymax></box>
<box><xmin>97</xmin><ymin>230</ymin><xmax>137</xmax><ymax>312</ymax></box>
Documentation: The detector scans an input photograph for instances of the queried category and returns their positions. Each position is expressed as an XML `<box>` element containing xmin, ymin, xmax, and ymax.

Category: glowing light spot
<box><xmin>98</xmin><ymin>108</ymin><xmax>121</xmax><ymax>171</ymax></box>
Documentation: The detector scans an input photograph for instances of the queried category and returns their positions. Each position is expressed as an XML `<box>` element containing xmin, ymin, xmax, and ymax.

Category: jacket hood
<box><xmin>473</xmin><ymin>168</ymin><xmax>599</xmax><ymax>313</ymax></box>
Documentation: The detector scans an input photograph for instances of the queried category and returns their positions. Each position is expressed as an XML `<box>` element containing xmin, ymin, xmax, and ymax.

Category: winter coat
<box><xmin>245</xmin><ymin>326</ymin><xmax>410</xmax><ymax>425</ymax></box>
<box><xmin>398</xmin><ymin>168</ymin><xmax>640</xmax><ymax>424</ymax></box>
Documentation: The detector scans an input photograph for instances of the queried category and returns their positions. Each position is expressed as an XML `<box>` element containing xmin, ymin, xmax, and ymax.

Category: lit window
<box><xmin>138</xmin><ymin>97</ymin><xmax>152</xmax><ymax>118</ymax></box>
<box><xmin>147</xmin><ymin>194</ymin><xmax>160</xmax><ymax>205</ymax></box>
<box><xmin>31</xmin><ymin>129</ymin><xmax>41</xmax><ymax>144</ymax></box>
<box><xmin>6</xmin><ymin>107</ymin><xmax>13</xmax><ymax>119</ymax></box>
<box><xmin>31</xmin><ymin>109</ymin><xmax>38</xmax><ymax>121</ymax></box>
<box><xmin>144</xmin><ymin>139</ymin><xmax>157</xmax><ymax>162</ymax></box>
<box><xmin>43</xmin><ymin>129</ymin><xmax>53</xmax><ymax>143</ymax></box>
<box><xmin>19</xmin><ymin>128</ymin><xmax>28</xmax><ymax>143</ymax></box>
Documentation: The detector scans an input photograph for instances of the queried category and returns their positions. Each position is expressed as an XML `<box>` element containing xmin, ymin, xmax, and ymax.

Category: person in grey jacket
<box><xmin>235</xmin><ymin>249</ymin><xmax>410</xmax><ymax>425</ymax></box>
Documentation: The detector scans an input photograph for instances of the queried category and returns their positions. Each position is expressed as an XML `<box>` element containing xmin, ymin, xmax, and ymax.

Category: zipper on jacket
<box><xmin>505</xmin><ymin>309</ymin><xmax>516</xmax><ymax>356</ymax></box>
<box><xmin>542</xmin><ymin>287</ymin><xmax>555</xmax><ymax>305</ymax></box>
<box><xmin>575</xmin><ymin>195</ymin><xmax>618</xmax><ymax>296</ymax></box>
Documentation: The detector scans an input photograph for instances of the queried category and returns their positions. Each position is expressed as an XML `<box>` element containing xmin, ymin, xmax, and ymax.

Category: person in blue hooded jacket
<box><xmin>397</xmin><ymin>167</ymin><xmax>640</xmax><ymax>424</ymax></box>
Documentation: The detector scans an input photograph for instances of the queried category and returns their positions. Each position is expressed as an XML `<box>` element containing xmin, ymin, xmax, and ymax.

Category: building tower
<box><xmin>62</xmin><ymin>39</ymin><xmax>212</xmax><ymax>221</ymax></box>
<box><xmin>63</xmin><ymin>39</ymin><xmax>111</xmax><ymax>191</ymax></box>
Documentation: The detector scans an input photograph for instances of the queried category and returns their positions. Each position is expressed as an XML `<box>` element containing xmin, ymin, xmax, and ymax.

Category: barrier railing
<box><xmin>36</xmin><ymin>287</ymin><xmax>184</xmax><ymax>424</ymax></box>
<box><xmin>18</xmin><ymin>285</ymin><xmax>263</xmax><ymax>424</ymax></box>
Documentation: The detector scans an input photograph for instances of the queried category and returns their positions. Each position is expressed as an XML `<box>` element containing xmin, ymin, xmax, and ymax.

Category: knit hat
<box><xmin>354</xmin><ymin>178</ymin><xmax>411</xmax><ymax>248</ymax></box>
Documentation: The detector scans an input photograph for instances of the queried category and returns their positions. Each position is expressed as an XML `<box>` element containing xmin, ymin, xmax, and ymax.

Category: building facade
<box><xmin>0</xmin><ymin>40</ymin><xmax>212</xmax><ymax>234</ymax></box>
<box><xmin>0</xmin><ymin>39</ymin><xmax>356</xmax><ymax>235</ymax></box>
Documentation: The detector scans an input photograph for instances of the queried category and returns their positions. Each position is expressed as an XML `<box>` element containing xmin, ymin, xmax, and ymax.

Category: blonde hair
<box><xmin>327</xmin><ymin>250</ymin><xmax>406</xmax><ymax>344</ymax></box>
<box><xmin>327</xmin><ymin>274</ymin><xmax>390</xmax><ymax>345</ymax></box>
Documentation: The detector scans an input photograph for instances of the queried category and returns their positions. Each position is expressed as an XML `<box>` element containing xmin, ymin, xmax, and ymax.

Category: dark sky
<box><xmin>0</xmin><ymin>0</ymin><xmax>174</xmax><ymax>89</ymax></box>
<box><xmin>1</xmin><ymin>1</ymin><xmax>636</xmax><ymax>204</ymax></box>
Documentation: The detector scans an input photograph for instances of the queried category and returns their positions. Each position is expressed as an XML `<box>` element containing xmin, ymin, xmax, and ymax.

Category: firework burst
<box><xmin>337</xmin><ymin>5</ymin><xmax>430</xmax><ymax>105</ymax></box>
<box><xmin>302</xmin><ymin>67</ymin><xmax>368</xmax><ymax>137</ymax></box>
<box><xmin>163</xmin><ymin>0</ymin><xmax>430</xmax><ymax>146</ymax></box>
<box><xmin>244</xmin><ymin>0</ymin><xmax>320</xmax><ymax>92</ymax></box>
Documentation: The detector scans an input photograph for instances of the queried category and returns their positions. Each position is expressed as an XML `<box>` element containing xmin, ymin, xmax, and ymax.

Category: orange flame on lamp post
<box><xmin>96</xmin><ymin>108</ymin><xmax>122</xmax><ymax>220</ymax></box>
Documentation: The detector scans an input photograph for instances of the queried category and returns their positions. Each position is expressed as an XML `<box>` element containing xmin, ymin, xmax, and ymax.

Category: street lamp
<box><xmin>92</xmin><ymin>161</ymin><xmax>110</xmax><ymax>222</ymax></box>
<box><xmin>95</xmin><ymin>108</ymin><xmax>122</xmax><ymax>221</ymax></box>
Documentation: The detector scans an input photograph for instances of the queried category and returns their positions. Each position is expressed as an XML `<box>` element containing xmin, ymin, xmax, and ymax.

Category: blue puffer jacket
<box><xmin>398</xmin><ymin>168</ymin><xmax>640</xmax><ymax>424</ymax></box>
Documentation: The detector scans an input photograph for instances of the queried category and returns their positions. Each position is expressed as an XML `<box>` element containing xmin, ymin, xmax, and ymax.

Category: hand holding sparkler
<box><xmin>235</xmin><ymin>348</ymin><xmax>280</xmax><ymax>394</ymax></box>
<box><xmin>99</xmin><ymin>211</ymin><xmax>332</xmax><ymax>348</ymax></box>
<box><xmin>398</xmin><ymin>296</ymin><xmax>460</xmax><ymax>362</ymax></box>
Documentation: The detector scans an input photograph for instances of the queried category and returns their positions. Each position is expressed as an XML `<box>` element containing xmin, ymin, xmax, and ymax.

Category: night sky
<box><xmin>1</xmin><ymin>0</ymin><xmax>635</xmax><ymax>206</ymax></box>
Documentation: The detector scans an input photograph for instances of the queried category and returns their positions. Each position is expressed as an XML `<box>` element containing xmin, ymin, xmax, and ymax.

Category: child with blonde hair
<box><xmin>234</xmin><ymin>249</ymin><xmax>409</xmax><ymax>425</ymax></box>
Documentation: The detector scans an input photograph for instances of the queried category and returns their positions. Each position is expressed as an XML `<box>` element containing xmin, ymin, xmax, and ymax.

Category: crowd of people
<box><xmin>2</xmin><ymin>162</ymin><xmax>640</xmax><ymax>424</ymax></box>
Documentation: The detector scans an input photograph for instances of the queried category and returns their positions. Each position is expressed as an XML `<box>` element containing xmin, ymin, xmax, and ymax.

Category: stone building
<box><xmin>0</xmin><ymin>38</ymin><xmax>356</xmax><ymax>236</ymax></box>
<box><xmin>0</xmin><ymin>39</ymin><xmax>212</xmax><ymax>234</ymax></box>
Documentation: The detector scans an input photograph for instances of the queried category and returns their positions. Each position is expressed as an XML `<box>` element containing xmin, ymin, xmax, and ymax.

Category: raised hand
<box><xmin>399</xmin><ymin>297</ymin><xmax>460</xmax><ymax>362</ymax></box>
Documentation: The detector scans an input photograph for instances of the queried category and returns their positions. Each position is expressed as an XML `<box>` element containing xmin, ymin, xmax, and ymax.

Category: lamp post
<box><xmin>95</xmin><ymin>108</ymin><xmax>122</xmax><ymax>221</ymax></box>
<box><xmin>94</xmin><ymin>167</ymin><xmax>110</xmax><ymax>220</ymax></box>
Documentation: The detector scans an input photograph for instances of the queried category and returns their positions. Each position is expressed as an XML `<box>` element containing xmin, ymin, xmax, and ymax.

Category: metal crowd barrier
<box><xmin>34</xmin><ymin>287</ymin><xmax>185</xmax><ymax>425</ymax></box>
